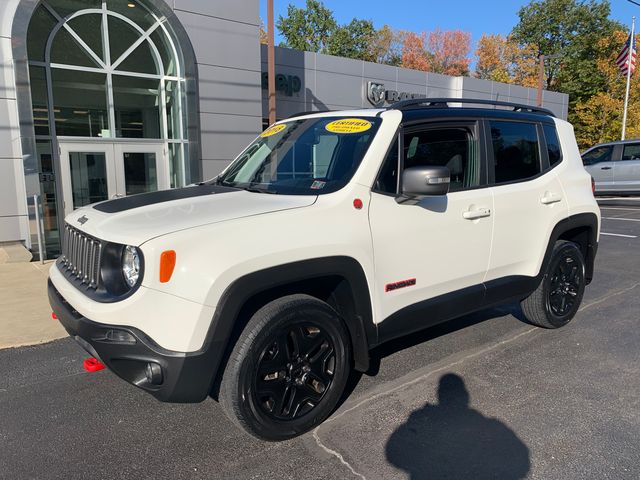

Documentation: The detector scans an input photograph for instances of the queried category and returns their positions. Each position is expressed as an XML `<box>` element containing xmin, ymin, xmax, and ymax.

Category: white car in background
<box><xmin>583</xmin><ymin>140</ymin><xmax>640</xmax><ymax>194</ymax></box>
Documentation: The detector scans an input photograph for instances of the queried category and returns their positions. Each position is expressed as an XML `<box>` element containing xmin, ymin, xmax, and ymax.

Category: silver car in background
<box><xmin>582</xmin><ymin>140</ymin><xmax>640</xmax><ymax>195</ymax></box>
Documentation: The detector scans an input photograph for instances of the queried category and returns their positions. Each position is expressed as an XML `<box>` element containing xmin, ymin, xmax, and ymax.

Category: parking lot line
<box><xmin>599</xmin><ymin>207</ymin><xmax>640</xmax><ymax>212</ymax></box>
<box><xmin>602</xmin><ymin>217</ymin><xmax>640</xmax><ymax>222</ymax></box>
<box><xmin>601</xmin><ymin>232</ymin><xmax>638</xmax><ymax>238</ymax></box>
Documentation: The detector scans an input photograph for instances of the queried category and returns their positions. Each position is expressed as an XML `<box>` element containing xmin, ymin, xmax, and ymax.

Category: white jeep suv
<box><xmin>49</xmin><ymin>98</ymin><xmax>600</xmax><ymax>440</ymax></box>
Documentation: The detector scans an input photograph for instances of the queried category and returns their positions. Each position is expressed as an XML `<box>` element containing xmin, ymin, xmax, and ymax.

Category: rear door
<box><xmin>616</xmin><ymin>143</ymin><xmax>640</xmax><ymax>193</ymax></box>
<box><xmin>582</xmin><ymin>144</ymin><xmax>615</xmax><ymax>193</ymax></box>
<box><xmin>485</xmin><ymin>119</ymin><xmax>568</xmax><ymax>288</ymax></box>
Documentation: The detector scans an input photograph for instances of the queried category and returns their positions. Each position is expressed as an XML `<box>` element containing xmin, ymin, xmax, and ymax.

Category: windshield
<box><xmin>216</xmin><ymin>116</ymin><xmax>381</xmax><ymax>195</ymax></box>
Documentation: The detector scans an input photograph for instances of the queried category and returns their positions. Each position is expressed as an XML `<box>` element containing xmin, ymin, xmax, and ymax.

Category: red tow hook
<box><xmin>51</xmin><ymin>312</ymin><xmax>57</xmax><ymax>320</ymax></box>
<box><xmin>83</xmin><ymin>358</ymin><xmax>106</xmax><ymax>373</ymax></box>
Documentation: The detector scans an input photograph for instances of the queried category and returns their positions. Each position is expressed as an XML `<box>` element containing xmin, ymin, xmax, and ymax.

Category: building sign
<box><xmin>261</xmin><ymin>72</ymin><xmax>302</xmax><ymax>96</ymax></box>
<box><xmin>366</xmin><ymin>81</ymin><xmax>426</xmax><ymax>107</ymax></box>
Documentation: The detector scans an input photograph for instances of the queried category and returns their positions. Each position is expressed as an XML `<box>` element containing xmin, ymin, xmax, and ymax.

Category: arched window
<box><xmin>19</xmin><ymin>0</ymin><xmax>198</xmax><ymax>259</ymax></box>
<box><xmin>27</xmin><ymin>0</ymin><xmax>190</xmax><ymax>185</ymax></box>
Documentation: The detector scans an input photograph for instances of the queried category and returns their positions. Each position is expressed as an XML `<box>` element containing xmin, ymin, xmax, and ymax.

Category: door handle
<box><xmin>540</xmin><ymin>192</ymin><xmax>562</xmax><ymax>205</ymax></box>
<box><xmin>600</xmin><ymin>166</ymin><xmax>612</xmax><ymax>170</ymax></box>
<box><xmin>462</xmin><ymin>207</ymin><xmax>491</xmax><ymax>220</ymax></box>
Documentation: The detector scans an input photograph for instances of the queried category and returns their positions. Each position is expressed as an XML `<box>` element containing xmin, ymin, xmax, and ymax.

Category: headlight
<box><xmin>122</xmin><ymin>245</ymin><xmax>141</xmax><ymax>287</ymax></box>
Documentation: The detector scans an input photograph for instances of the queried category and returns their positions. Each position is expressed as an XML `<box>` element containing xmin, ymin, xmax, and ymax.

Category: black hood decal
<box><xmin>93</xmin><ymin>184</ymin><xmax>238</xmax><ymax>214</ymax></box>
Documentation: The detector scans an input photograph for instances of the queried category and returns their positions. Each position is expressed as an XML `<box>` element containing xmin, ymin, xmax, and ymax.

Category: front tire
<box><xmin>219</xmin><ymin>294</ymin><xmax>351</xmax><ymax>441</ymax></box>
<box><xmin>520</xmin><ymin>240</ymin><xmax>586</xmax><ymax>329</ymax></box>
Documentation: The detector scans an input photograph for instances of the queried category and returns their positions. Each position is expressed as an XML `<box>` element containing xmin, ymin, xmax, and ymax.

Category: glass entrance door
<box><xmin>59</xmin><ymin>142</ymin><xmax>168</xmax><ymax>216</ymax></box>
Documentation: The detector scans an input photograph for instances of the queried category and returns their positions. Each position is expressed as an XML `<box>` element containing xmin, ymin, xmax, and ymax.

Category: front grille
<box><xmin>61</xmin><ymin>224</ymin><xmax>103</xmax><ymax>289</ymax></box>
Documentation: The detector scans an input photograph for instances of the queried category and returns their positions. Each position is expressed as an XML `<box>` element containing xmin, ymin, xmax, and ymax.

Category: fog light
<box><xmin>145</xmin><ymin>362</ymin><xmax>163</xmax><ymax>385</ymax></box>
<box><xmin>104</xmin><ymin>329</ymin><xmax>136</xmax><ymax>344</ymax></box>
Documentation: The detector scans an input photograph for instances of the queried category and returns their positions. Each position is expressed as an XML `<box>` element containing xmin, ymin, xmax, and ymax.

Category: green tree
<box><xmin>368</xmin><ymin>25</ymin><xmax>404</xmax><ymax>65</ymax></box>
<box><xmin>277</xmin><ymin>0</ymin><xmax>337</xmax><ymax>52</ymax></box>
<box><xmin>573</xmin><ymin>30</ymin><xmax>640</xmax><ymax>148</ymax></box>
<box><xmin>511</xmin><ymin>0</ymin><xmax>621</xmax><ymax>102</ymax></box>
<box><xmin>325</xmin><ymin>19</ymin><xmax>376</xmax><ymax>60</ymax></box>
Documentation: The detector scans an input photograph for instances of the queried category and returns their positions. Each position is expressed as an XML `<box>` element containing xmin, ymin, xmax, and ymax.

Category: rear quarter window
<box><xmin>490</xmin><ymin>121</ymin><xmax>541</xmax><ymax>184</ymax></box>
<box><xmin>543</xmin><ymin>124</ymin><xmax>562</xmax><ymax>167</ymax></box>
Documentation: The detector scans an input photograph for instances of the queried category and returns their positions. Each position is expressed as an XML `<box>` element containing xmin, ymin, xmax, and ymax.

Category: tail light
<box><xmin>591</xmin><ymin>176</ymin><xmax>596</xmax><ymax>195</ymax></box>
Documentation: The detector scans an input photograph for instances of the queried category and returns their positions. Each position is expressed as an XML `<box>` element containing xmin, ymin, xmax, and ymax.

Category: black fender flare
<box><xmin>542</xmin><ymin>212</ymin><xmax>599</xmax><ymax>283</ymax></box>
<box><xmin>204</xmin><ymin>257</ymin><xmax>376</xmax><ymax>390</ymax></box>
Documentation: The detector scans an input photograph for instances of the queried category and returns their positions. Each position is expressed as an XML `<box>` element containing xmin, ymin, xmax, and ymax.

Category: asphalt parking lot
<box><xmin>1</xmin><ymin>199</ymin><xmax>639</xmax><ymax>480</ymax></box>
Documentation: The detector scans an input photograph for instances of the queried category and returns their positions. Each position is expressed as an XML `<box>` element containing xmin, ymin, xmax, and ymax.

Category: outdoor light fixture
<box><xmin>127</xmin><ymin>3</ymin><xmax>135</xmax><ymax>7</ymax></box>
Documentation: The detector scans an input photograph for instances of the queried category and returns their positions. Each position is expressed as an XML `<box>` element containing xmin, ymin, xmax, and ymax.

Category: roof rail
<box><xmin>387</xmin><ymin>97</ymin><xmax>556</xmax><ymax>117</ymax></box>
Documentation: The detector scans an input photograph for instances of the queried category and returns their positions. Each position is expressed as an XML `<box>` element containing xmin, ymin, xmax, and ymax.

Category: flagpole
<box><xmin>622</xmin><ymin>16</ymin><xmax>635</xmax><ymax>141</ymax></box>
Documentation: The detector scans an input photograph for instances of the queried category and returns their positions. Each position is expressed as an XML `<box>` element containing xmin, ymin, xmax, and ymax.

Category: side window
<box><xmin>622</xmin><ymin>143</ymin><xmax>640</xmax><ymax>161</ymax></box>
<box><xmin>582</xmin><ymin>146</ymin><xmax>613</xmax><ymax>165</ymax></box>
<box><xmin>374</xmin><ymin>125</ymin><xmax>480</xmax><ymax>194</ymax></box>
<box><xmin>490</xmin><ymin>121</ymin><xmax>541</xmax><ymax>184</ymax></box>
<box><xmin>403</xmin><ymin>127</ymin><xmax>479</xmax><ymax>192</ymax></box>
<box><xmin>375</xmin><ymin>138</ymin><xmax>399</xmax><ymax>194</ymax></box>
<box><xmin>543</xmin><ymin>124</ymin><xmax>562</xmax><ymax>167</ymax></box>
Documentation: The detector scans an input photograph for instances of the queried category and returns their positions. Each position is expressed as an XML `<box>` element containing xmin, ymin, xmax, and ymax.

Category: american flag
<box><xmin>616</xmin><ymin>33</ymin><xmax>637</xmax><ymax>76</ymax></box>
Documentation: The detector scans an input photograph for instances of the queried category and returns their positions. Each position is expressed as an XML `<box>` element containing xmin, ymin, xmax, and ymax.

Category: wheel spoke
<box><xmin>256</xmin><ymin>376</ymin><xmax>287</xmax><ymax>400</ymax></box>
<box><xmin>257</xmin><ymin>358</ymin><xmax>285</xmax><ymax>380</ymax></box>
<box><xmin>303</xmin><ymin>372</ymin><xmax>328</xmax><ymax>399</ymax></box>
<box><xmin>568</xmin><ymin>265</ymin><xmax>578</xmax><ymax>282</ymax></box>
<box><xmin>305</xmin><ymin>336</ymin><xmax>330</xmax><ymax>363</ymax></box>
<box><xmin>283</xmin><ymin>385</ymin><xmax>308</xmax><ymax>418</ymax></box>
<box><xmin>559</xmin><ymin>295</ymin><xmax>567</xmax><ymax>312</ymax></box>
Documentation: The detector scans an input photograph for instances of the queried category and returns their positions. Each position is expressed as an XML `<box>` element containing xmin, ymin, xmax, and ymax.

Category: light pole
<box><xmin>267</xmin><ymin>0</ymin><xmax>277</xmax><ymax>125</ymax></box>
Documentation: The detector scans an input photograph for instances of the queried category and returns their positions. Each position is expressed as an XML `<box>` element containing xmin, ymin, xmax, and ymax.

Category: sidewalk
<box><xmin>0</xmin><ymin>261</ymin><xmax>66</xmax><ymax>349</ymax></box>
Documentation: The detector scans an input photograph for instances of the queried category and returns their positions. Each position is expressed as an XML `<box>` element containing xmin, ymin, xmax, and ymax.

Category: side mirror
<box><xmin>402</xmin><ymin>166</ymin><xmax>450</xmax><ymax>197</ymax></box>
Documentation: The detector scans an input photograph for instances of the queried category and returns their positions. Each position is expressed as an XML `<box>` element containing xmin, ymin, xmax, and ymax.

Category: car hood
<box><xmin>65</xmin><ymin>185</ymin><xmax>317</xmax><ymax>245</ymax></box>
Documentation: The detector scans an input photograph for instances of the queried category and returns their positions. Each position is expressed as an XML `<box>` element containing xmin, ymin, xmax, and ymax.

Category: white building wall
<box><xmin>0</xmin><ymin>0</ymin><xmax>29</xmax><ymax>245</ymax></box>
<box><xmin>261</xmin><ymin>46</ymin><xmax>569</xmax><ymax>121</ymax></box>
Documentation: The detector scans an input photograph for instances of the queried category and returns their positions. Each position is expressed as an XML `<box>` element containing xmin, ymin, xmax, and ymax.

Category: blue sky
<box><xmin>259</xmin><ymin>0</ymin><xmax>639</xmax><ymax>52</ymax></box>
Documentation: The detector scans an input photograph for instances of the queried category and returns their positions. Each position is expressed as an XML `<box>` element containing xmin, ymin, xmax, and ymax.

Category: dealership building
<box><xmin>0</xmin><ymin>0</ymin><xmax>568</xmax><ymax>260</ymax></box>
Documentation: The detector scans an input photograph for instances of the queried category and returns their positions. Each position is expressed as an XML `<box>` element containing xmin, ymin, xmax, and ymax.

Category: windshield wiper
<box><xmin>241</xmin><ymin>186</ymin><xmax>278</xmax><ymax>194</ymax></box>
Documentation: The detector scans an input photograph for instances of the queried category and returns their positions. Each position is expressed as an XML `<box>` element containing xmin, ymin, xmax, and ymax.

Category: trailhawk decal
<box><xmin>325</xmin><ymin>118</ymin><xmax>372</xmax><ymax>134</ymax></box>
<box><xmin>385</xmin><ymin>278</ymin><xmax>417</xmax><ymax>292</ymax></box>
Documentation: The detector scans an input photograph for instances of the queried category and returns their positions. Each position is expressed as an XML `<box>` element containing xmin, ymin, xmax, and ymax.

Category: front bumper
<box><xmin>49</xmin><ymin>280</ymin><xmax>218</xmax><ymax>403</ymax></box>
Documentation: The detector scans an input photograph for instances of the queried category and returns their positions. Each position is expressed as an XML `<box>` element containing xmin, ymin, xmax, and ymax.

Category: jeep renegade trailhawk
<box><xmin>49</xmin><ymin>98</ymin><xmax>600</xmax><ymax>441</ymax></box>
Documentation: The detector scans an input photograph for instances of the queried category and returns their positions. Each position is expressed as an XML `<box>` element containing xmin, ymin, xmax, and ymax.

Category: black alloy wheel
<box><xmin>547</xmin><ymin>253</ymin><xmax>582</xmax><ymax>317</ymax></box>
<box><xmin>219</xmin><ymin>294</ymin><xmax>351</xmax><ymax>441</ymax></box>
<box><xmin>521</xmin><ymin>240</ymin><xmax>586</xmax><ymax>329</ymax></box>
<box><xmin>254</xmin><ymin>323</ymin><xmax>335</xmax><ymax>420</ymax></box>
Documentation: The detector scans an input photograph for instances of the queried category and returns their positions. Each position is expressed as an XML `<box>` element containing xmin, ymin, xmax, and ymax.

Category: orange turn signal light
<box><xmin>159</xmin><ymin>250</ymin><xmax>176</xmax><ymax>283</ymax></box>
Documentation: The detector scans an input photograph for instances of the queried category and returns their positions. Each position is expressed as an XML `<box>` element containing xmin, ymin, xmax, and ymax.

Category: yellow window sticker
<box><xmin>325</xmin><ymin>118</ymin><xmax>372</xmax><ymax>134</ymax></box>
<box><xmin>260</xmin><ymin>124</ymin><xmax>287</xmax><ymax>137</ymax></box>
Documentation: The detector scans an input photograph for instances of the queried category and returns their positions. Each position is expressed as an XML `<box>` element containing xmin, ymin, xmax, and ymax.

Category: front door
<box><xmin>369</xmin><ymin>122</ymin><xmax>493</xmax><ymax>324</ymax></box>
<box><xmin>59</xmin><ymin>142</ymin><xmax>167</xmax><ymax>216</ymax></box>
<box><xmin>582</xmin><ymin>144</ymin><xmax>615</xmax><ymax>193</ymax></box>
<box><xmin>616</xmin><ymin>142</ymin><xmax>640</xmax><ymax>193</ymax></box>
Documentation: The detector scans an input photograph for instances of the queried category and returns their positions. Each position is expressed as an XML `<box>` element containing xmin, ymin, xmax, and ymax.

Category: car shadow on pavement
<box><xmin>385</xmin><ymin>373</ymin><xmax>530</xmax><ymax>480</ymax></box>
<box><xmin>367</xmin><ymin>303</ymin><xmax>525</xmax><ymax>375</ymax></box>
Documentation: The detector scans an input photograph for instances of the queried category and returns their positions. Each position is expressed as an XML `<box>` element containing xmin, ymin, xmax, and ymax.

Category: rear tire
<box><xmin>520</xmin><ymin>240</ymin><xmax>586</xmax><ymax>329</ymax></box>
<box><xmin>219</xmin><ymin>294</ymin><xmax>351</xmax><ymax>441</ymax></box>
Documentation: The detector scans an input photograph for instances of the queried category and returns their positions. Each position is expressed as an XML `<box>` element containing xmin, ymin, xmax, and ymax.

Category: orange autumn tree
<box><xmin>427</xmin><ymin>29</ymin><xmax>471</xmax><ymax>76</ymax></box>
<box><xmin>475</xmin><ymin>33</ymin><xmax>538</xmax><ymax>87</ymax></box>
<box><xmin>401</xmin><ymin>29</ymin><xmax>471</xmax><ymax>76</ymax></box>
<box><xmin>401</xmin><ymin>31</ymin><xmax>430</xmax><ymax>71</ymax></box>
